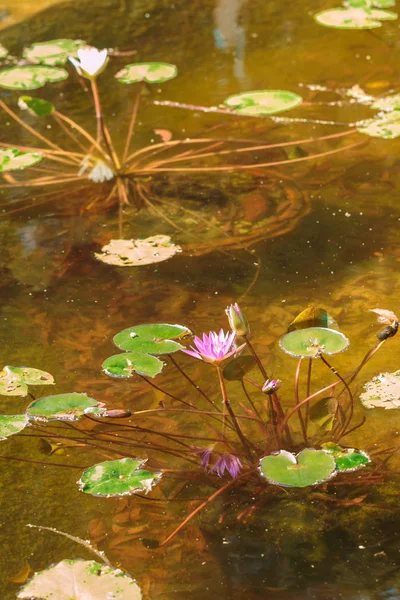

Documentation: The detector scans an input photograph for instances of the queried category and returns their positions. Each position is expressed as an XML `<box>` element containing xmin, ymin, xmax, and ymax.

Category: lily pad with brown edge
<box><xmin>0</xmin><ymin>415</ymin><xmax>29</xmax><ymax>439</ymax></box>
<box><xmin>78</xmin><ymin>457</ymin><xmax>162</xmax><ymax>497</ymax></box>
<box><xmin>17</xmin><ymin>559</ymin><xmax>142</xmax><ymax>600</ymax></box>
<box><xmin>322</xmin><ymin>442</ymin><xmax>370</xmax><ymax>472</ymax></box>
<box><xmin>18</xmin><ymin>96</ymin><xmax>55</xmax><ymax>117</ymax></box>
<box><xmin>309</xmin><ymin>396</ymin><xmax>338</xmax><ymax>431</ymax></box>
<box><xmin>94</xmin><ymin>236</ymin><xmax>182</xmax><ymax>267</ymax></box>
<box><xmin>115</xmin><ymin>61</ymin><xmax>177</xmax><ymax>84</ymax></box>
<box><xmin>22</xmin><ymin>38</ymin><xmax>86</xmax><ymax>66</ymax></box>
<box><xmin>113</xmin><ymin>323</ymin><xmax>191</xmax><ymax>354</ymax></box>
<box><xmin>223</xmin><ymin>90</ymin><xmax>303</xmax><ymax>116</ymax></box>
<box><xmin>359</xmin><ymin>369</ymin><xmax>400</xmax><ymax>409</ymax></box>
<box><xmin>259</xmin><ymin>448</ymin><xmax>337</xmax><ymax>488</ymax></box>
<box><xmin>358</xmin><ymin>111</ymin><xmax>400</xmax><ymax>139</ymax></box>
<box><xmin>26</xmin><ymin>392</ymin><xmax>106</xmax><ymax>421</ymax></box>
<box><xmin>223</xmin><ymin>356</ymin><xmax>257</xmax><ymax>381</ymax></box>
<box><xmin>0</xmin><ymin>148</ymin><xmax>43</xmax><ymax>172</ymax></box>
<box><xmin>0</xmin><ymin>65</ymin><xmax>68</xmax><ymax>90</ymax></box>
<box><xmin>279</xmin><ymin>327</ymin><xmax>350</xmax><ymax>359</ymax></box>
<box><xmin>287</xmin><ymin>307</ymin><xmax>339</xmax><ymax>332</ymax></box>
<box><xmin>102</xmin><ymin>352</ymin><xmax>164</xmax><ymax>379</ymax></box>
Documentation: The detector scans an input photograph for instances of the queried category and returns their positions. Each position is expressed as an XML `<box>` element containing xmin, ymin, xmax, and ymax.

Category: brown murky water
<box><xmin>1</xmin><ymin>0</ymin><xmax>400</xmax><ymax>598</ymax></box>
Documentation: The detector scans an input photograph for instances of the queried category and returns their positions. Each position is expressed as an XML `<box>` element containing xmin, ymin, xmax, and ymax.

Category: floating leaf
<box><xmin>0</xmin><ymin>368</ymin><xmax>28</xmax><ymax>396</ymax></box>
<box><xmin>94</xmin><ymin>236</ymin><xmax>182</xmax><ymax>267</ymax></box>
<box><xmin>18</xmin><ymin>96</ymin><xmax>55</xmax><ymax>116</ymax></box>
<box><xmin>322</xmin><ymin>442</ymin><xmax>370</xmax><ymax>472</ymax></box>
<box><xmin>113</xmin><ymin>323</ymin><xmax>191</xmax><ymax>354</ymax></box>
<box><xmin>223</xmin><ymin>356</ymin><xmax>257</xmax><ymax>381</ymax></box>
<box><xmin>371</xmin><ymin>93</ymin><xmax>400</xmax><ymax>111</ymax></box>
<box><xmin>259</xmin><ymin>448</ymin><xmax>336</xmax><ymax>488</ymax></box>
<box><xmin>22</xmin><ymin>38</ymin><xmax>86</xmax><ymax>66</ymax></box>
<box><xmin>224</xmin><ymin>89</ymin><xmax>303</xmax><ymax>116</ymax></box>
<box><xmin>373</xmin><ymin>0</ymin><xmax>396</xmax><ymax>6</ymax></box>
<box><xmin>358</xmin><ymin>111</ymin><xmax>400</xmax><ymax>138</ymax></box>
<box><xmin>27</xmin><ymin>392</ymin><xmax>105</xmax><ymax>421</ymax></box>
<box><xmin>0</xmin><ymin>65</ymin><xmax>68</xmax><ymax>90</ymax></box>
<box><xmin>309</xmin><ymin>397</ymin><xmax>338</xmax><ymax>431</ymax></box>
<box><xmin>360</xmin><ymin>369</ymin><xmax>400</xmax><ymax>409</ymax></box>
<box><xmin>6</xmin><ymin>366</ymin><xmax>54</xmax><ymax>386</ymax></box>
<box><xmin>314</xmin><ymin>7</ymin><xmax>396</xmax><ymax>28</ymax></box>
<box><xmin>370</xmin><ymin>307</ymin><xmax>399</xmax><ymax>324</ymax></box>
<box><xmin>0</xmin><ymin>415</ymin><xmax>29</xmax><ymax>439</ymax></box>
<box><xmin>279</xmin><ymin>327</ymin><xmax>350</xmax><ymax>358</ymax></box>
<box><xmin>0</xmin><ymin>148</ymin><xmax>42</xmax><ymax>172</ymax></box>
<box><xmin>102</xmin><ymin>352</ymin><xmax>164</xmax><ymax>378</ymax></box>
<box><xmin>17</xmin><ymin>559</ymin><xmax>142</xmax><ymax>599</ymax></box>
<box><xmin>78</xmin><ymin>457</ymin><xmax>162</xmax><ymax>497</ymax></box>
<box><xmin>116</xmin><ymin>62</ymin><xmax>178</xmax><ymax>84</ymax></box>
<box><xmin>288</xmin><ymin>307</ymin><xmax>339</xmax><ymax>332</ymax></box>
<box><xmin>0</xmin><ymin>44</ymin><xmax>8</xmax><ymax>60</ymax></box>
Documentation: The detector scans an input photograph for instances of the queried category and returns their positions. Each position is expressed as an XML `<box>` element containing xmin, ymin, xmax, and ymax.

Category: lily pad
<box><xmin>102</xmin><ymin>352</ymin><xmax>164</xmax><ymax>378</ymax></box>
<box><xmin>223</xmin><ymin>356</ymin><xmax>257</xmax><ymax>381</ymax></box>
<box><xmin>360</xmin><ymin>369</ymin><xmax>400</xmax><ymax>409</ymax></box>
<box><xmin>314</xmin><ymin>7</ymin><xmax>396</xmax><ymax>28</ymax></box>
<box><xmin>6</xmin><ymin>366</ymin><xmax>54</xmax><ymax>386</ymax></box>
<box><xmin>358</xmin><ymin>111</ymin><xmax>400</xmax><ymax>138</ymax></box>
<box><xmin>0</xmin><ymin>414</ymin><xmax>29</xmax><ymax>439</ymax></box>
<box><xmin>322</xmin><ymin>442</ymin><xmax>370</xmax><ymax>472</ymax></box>
<box><xmin>22</xmin><ymin>38</ymin><xmax>86</xmax><ymax>66</ymax></box>
<box><xmin>279</xmin><ymin>327</ymin><xmax>350</xmax><ymax>358</ymax></box>
<box><xmin>0</xmin><ymin>148</ymin><xmax>42</xmax><ymax>172</ymax></box>
<box><xmin>17</xmin><ymin>559</ymin><xmax>142</xmax><ymax>599</ymax></box>
<box><xmin>0</xmin><ymin>369</ymin><xmax>28</xmax><ymax>397</ymax></box>
<box><xmin>115</xmin><ymin>61</ymin><xmax>177</xmax><ymax>84</ymax></box>
<box><xmin>288</xmin><ymin>307</ymin><xmax>339</xmax><ymax>332</ymax></box>
<box><xmin>260</xmin><ymin>448</ymin><xmax>336</xmax><ymax>488</ymax></box>
<box><xmin>113</xmin><ymin>323</ymin><xmax>191</xmax><ymax>354</ymax></box>
<box><xmin>0</xmin><ymin>65</ymin><xmax>68</xmax><ymax>90</ymax></box>
<box><xmin>27</xmin><ymin>392</ymin><xmax>105</xmax><ymax>421</ymax></box>
<box><xmin>94</xmin><ymin>236</ymin><xmax>182</xmax><ymax>267</ymax></box>
<box><xmin>223</xmin><ymin>90</ymin><xmax>303</xmax><ymax>116</ymax></box>
<box><xmin>372</xmin><ymin>94</ymin><xmax>400</xmax><ymax>111</ymax></box>
<box><xmin>78</xmin><ymin>457</ymin><xmax>162</xmax><ymax>497</ymax></box>
<box><xmin>18</xmin><ymin>96</ymin><xmax>55</xmax><ymax>116</ymax></box>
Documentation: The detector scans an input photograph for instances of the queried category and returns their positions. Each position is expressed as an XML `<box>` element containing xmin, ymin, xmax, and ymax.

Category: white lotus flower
<box><xmin>69</xmin><ymin>47</ymin><xmax>109</xmax><ymax>79</ymax></box>
<box><xmin>88</xmin><ymin>159</ymin><xmax>114</xmax><ymax>183</ymax></box>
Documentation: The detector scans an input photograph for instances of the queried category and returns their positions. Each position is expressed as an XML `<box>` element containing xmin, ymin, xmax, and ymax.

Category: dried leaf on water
<box><xmin>94</xmin><ymin>236</ymin><xmax>182</xmax><ymax>267</ymax></box>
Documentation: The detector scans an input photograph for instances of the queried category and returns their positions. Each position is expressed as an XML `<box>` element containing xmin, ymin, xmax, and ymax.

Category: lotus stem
<box><xmin>294</xmin><ymin>358</ymin><xmax>308</xmax><ymax>445</ymax></box>
<box><xmin>122</xmin><ymin>81</ymin><xmax>144</xmax><ymax>163</ymax></box>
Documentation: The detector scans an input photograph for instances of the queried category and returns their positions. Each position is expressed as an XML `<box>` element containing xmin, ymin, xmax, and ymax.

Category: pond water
<box><xmin>1</xmin><ymin>0</ymin><xmax>400</xmax><ymax>598</ymax></box>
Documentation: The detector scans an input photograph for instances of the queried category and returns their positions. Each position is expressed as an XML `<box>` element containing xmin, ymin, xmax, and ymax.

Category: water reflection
<box><xmin>213</xmin><ymin>0</ymin><xmax>247</xmax><ymax>83</ymax></box>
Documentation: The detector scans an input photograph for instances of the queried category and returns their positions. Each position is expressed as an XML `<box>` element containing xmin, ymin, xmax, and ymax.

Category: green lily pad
<box><xmin>373</xmin><ymin>0</ymin><xmax>396</xmax><ymax>6</ymax></box>
<box><xmin>314</xmin><ymin>7</ymin><xmax>395</xmax><ymax>28</ymax></box>
<box><xmin>113</xmin><ymin>323</ymin><xmax>191</xmax><ymax>353</ymax></box>
<box><xmin>0</xmin><ymin>369</ymin><xmax>28</xmax><ymax>397</ymax></box>
<box><xmin>309</xmin><ymin>397</ymin><xmax>338</xmax><ymax>431</ymax></box>
<box><xmin>0</xmin><ymin>414</ymin><xmax>29</xmax><ymax>439</ymax></box>
<box><xmin>288</xmin><ymin>307</ymin><xmax>339</xmax><ymax>332</ymax></box>
<box><xmin>360</xmin><ymin>369</ymin><xmax>400</xmax><ymax>408</ymax></box>
<box><xmin>223</xmin><ymin>90</ymin><xmax>303</xmax><ymax>116</ymax></box>
<box><xmin>358</xmin><ymin>111</ymin><xmax>400</xmax><ymax>138</ymax></box>
<box><xmin>22</xmin><ymin>38</ymin><xmax>86</xmax><ymax>66</ymax></box>
<box><xmin>102</xmin><ymin>352</ymin><xmax>164</xmax><ymax>378</ymax></box>
<box><xmin>6</xmin><ymin>366</ymin><xmax>54</xmax><ymax>385</ymax></box>
<box><xmin>78</xmin><ymin>457</ymin><xmax>162</xmax><ymax>497</ymax></box>
<box><xmin>19</xmin><ymin>96</ymin><xmax>55</xmax><ymax>116</ymax></box>
<box><xmin>115</xmin><ymin>62</ymin><xmax>178</xmax><ymax>84</ymax></box>
<box><xmin>260</xmin><ymin>448</ymin><xmax>337</xmax><ymax>487</ymax></box>
<box><xmin>17</xmin><ymin>559</ymin><xmax>142</xmax><ymax>600</ymax></box>
<box><xmin>223</xmin><ymin>356</ymin><xmax>257</xmax><ymax>381</ymax></box>
<box><xmin>279</xmin><ymin>327</ymin><xmax>350</xmax><ymax>358</ymax></box>
<box><xmin>0</xmin><ymin>148</ymin><xmax>42</xmax><ymax>172</ymax></box>
<box><xmin>27</xmin><ymin>392</ymin><xmax>105</xmax><ymax>421</ymax></box>
<box><xmin>0</xmin><ymin>44</ymin><xmax>8</xmax><ymax>60</ymax></box>
<box><xmin>0</xmin><ymin>65</ymin><xmax>68</xmax><ymax>90</ymax></box>
<box><xmin>322</xmin><ymin>442</ymin><xmax>370</xmax><ymax>472</ymax></box>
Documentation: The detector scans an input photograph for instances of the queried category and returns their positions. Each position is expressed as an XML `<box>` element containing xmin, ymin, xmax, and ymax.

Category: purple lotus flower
<box><xmin>210</xmin><ymin>453</ymin><xmax>242</xmax><ymax>479</ymax></box>
<box><xmin>262</xmin><ymin>378</ymin><xmax>282</xmax><ymax>395</ymax></box>
<box><xmin>193</xmin><ymin>447</ymin><xmax>213</xmax><ymax>470</ymax></box>
<box><xmin>182</xmin><ymin>329</ymin><xmax>244</xmax><ymax>365</ymax></box>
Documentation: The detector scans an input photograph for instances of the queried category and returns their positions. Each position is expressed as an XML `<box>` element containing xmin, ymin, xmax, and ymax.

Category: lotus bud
<box><xmin>225</xmin><ymin>303</ymin><xmax>250</xmax><ymax>336</ymax></box>
<box><xmin>262</xmin><ymin>378</ymin><xmax>282</xmax><ymax>395</ymax></box>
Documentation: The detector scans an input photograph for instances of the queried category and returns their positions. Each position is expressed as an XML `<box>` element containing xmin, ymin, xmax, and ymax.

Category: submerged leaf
<box><xmin>18</xmin><ymin>96</ymin><xmax>55</xmax><ymax>117</ymax></box>
<box><xmin>115</xmin><ymin>61</ymin><xmax>177</xmax><ymax>84</ymax></box>
<box><xmin>22</xmin><ymin>38</ymin><xmax>86</xmax><ymax>66</ymax></box>
<box><xmin>360</xmin><ymin>370</ymin><xmax>400</xmax><ymax>409</ymax></box>
<box><xmin>78</xmin><ymin>457</ymin><xmax>162</xmax><ymax>497</ymax></box>
<box><xmin>223</xmin><ymin>356</ymin><xmax>257</xmax><ymax>381</ymax></box>
<box><xmin>288</xmin><ymin>307</ymin><xmax>338</xmax><ymax>332</ymax></box>
<box><xmin>224</xmin><ymin>89</ymin><xmax>303</xmax><ymax>116</ymax></box>
<box><xmin>94</xmin><ymin>236</ymin><xmax>182</xmax><ymax>267</ymax></box>
<box><xmin>27</xmin><ymin>392</ymin><xmax>105</xmax><ymax>421</ymax></box>
<box><xmin>0</xmin><ymin>44</ymin><xmax>8</xmax><ymax>60</ymax></box>
<box><xmin>102</xmin><ymin>352</ymin><xmax>164</xmax><ymax>378</ymax></box>
<box><xmin>17</xmin><ymin>559</ymin><xmax>142</xmax><ymax>599</ymax></box>
<box><xmin>279</xmin><ymin>327</ymin><xmax>350</xmax><ymax>358</ymax></box>
<box><xmin>0</xmin><ymin>415</ymin><xmax>29</xmax><ymax>439</ymax></box>
<box><xmin>322</xmin><ymin>442</ymin><xmax>370</xmax><ymax>472</ymax></box>
<box><xmin>0</xmin><ymin>65</ymin><xmax>68</xmax><ymax>90</ymax></box>
<box><xmin>309</xmin><ymin>397</ymin><xmax>338</xmax><ymax>431</ymax></box>
<box><xmin>259</xmin><ymin>448</ymin><xmax>336</xmax><ymax>487</ymax></box>
<box><xmin>0</xmin><ymin>148</ymin><xmax>42</xmax><ymax>172</ymax></box>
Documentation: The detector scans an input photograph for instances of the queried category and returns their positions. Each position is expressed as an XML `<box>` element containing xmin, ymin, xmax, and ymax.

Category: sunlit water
<box><xmin>1</xmin><ymin>0</ymin><xmax>400</xmax><ymax>598</ymax></box>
